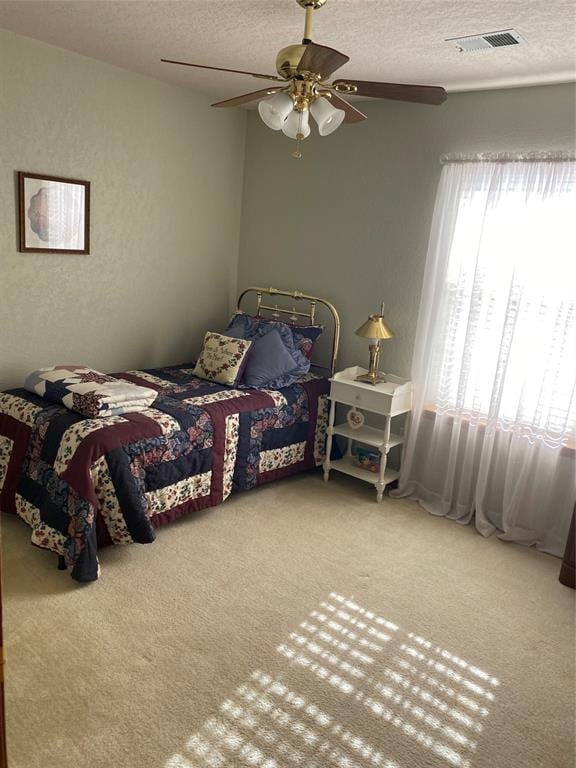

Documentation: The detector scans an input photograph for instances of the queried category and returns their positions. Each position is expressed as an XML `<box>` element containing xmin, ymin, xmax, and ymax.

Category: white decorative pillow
<box><xmin>193</xmin><ymin>332</ymin><xmax>252</xmax><ymax>386</ymax></box>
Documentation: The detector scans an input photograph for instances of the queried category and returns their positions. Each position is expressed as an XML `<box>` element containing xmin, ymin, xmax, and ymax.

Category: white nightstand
<box><xmin>323</xmin><ymin>366</ymin><xmax>413</xmax><ymax>502</ymax></box>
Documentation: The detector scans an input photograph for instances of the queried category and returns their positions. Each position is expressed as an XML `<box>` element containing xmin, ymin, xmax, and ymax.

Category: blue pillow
<box><xmin>227</xmin><ymin>312</ymin><xmax>323</xmax><ymax>363</ymax></box>
<box><xmin>224</xmin><ymin>313</ymin><xmax>310</xmax><ymax>376</ymax></box>
<box><xmin>240</xmin><ymin>329</ymin><xmax>300</xmax><ymax>388</ymax></box>
<box><xmin>226</xmin><ymin>314</ymin><xmax>310</xmax><ymax>377</ymax></box>
<box><xmin>224</xmin><ymin>324</ymin><xmax>245</xmax><ymax>340</ymax></box>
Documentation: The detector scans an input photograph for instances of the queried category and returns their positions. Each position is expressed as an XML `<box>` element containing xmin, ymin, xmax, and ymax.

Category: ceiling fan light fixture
<box><xmin>281</xmin><ymin>108</ymin><xmax>311</xmax><ymax>140</ymax></box>
<box><xmin>258</xmin><ymin>92</ymin><xmax>294</xmax><ymax>130</ymax></box>
<box><xmin>310</xmin><ymin>96</ymin><xmax>345</xmax><ymax>136</ymax></box>
<box><xmin>163</xmin><ymin>0</ymin><xmax>448</xmax><ymax>158</ymax></box>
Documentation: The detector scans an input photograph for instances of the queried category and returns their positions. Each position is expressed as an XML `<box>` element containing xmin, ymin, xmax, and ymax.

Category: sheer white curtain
<box><xmin>394</xmin><ymin>153</ymin><xmax>576</xmax><ymax>556</ymax></box>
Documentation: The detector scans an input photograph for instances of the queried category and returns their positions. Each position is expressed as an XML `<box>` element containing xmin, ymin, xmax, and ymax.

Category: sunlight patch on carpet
<box><xmin>165</xmin><ymin>592</ymin><xmax>499</xmax><ymax>768</ymax></box>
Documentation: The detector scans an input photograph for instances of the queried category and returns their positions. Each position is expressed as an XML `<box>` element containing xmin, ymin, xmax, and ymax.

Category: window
<box><xmin>396</xmin><ymin>156</ymin><xmax>576</xmax><ymax>554</ymax></box>
<box><xmin>428</xmin><ymin>159</ymin><xmax>576</xmax><ymax>443</ymax></box>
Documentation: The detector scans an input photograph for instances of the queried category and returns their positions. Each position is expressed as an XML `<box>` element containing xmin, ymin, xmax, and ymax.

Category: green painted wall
<box><xmin>0</xmin><ymin>30</ymin><xmax>246</xmax><ymax>389</ymax></box>
<box><xmin>238</xmin><ymin>83</ymin><xmax>575</xmax><ymax>376</ymax></box>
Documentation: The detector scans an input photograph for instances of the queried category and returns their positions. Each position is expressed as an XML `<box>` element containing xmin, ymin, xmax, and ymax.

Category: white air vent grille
<box><xmin>446</xmin><ymin>29</ymin><xmax>525</xmax><ymax>52</ymax></box>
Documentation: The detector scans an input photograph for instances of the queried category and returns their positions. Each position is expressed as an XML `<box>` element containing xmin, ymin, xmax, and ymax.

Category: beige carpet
<box><xmin>2</xmin><ymin>471</ymin><xmax>574</xmax><ymax>768</ymax></box>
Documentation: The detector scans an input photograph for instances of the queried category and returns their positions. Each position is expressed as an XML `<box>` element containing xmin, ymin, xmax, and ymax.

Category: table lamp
<box><xmin>354</xmin><ymin>304</ymin><xmax>393</xmax><ymax>385</ymax></box>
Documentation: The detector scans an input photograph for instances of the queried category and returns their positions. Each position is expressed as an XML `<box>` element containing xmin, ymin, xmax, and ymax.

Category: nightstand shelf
<box><xmin>330</xmin><ymin>457</ymin><xmax>400</xmax><ymax>486</ymax></box>
<box><xmin>324</xmin><ymin>366</ymin><xmax>413</xmax><ymax>502</ymax></box>
<box><xmin>331</xmin><ymin>423</ymin><xmax>404</xmax><ymax>450</ymax></box>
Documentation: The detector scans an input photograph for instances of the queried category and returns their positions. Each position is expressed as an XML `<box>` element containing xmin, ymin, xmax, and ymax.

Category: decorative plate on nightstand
<box><xmin>346</xmin><ymin>407</ymin><xmax>365</xmax><ymax>430</ymax></box>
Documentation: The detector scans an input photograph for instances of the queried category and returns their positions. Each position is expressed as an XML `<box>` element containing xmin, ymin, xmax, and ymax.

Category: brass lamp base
<box><xmin>355</xmin><ymin>343</ymin><xmax>386</xmax><ymax>385</ymax></box>
<box><xmin>355</xmin><ymin>370</ymin><xmax>386</xmax><ymax>386</ymax></box>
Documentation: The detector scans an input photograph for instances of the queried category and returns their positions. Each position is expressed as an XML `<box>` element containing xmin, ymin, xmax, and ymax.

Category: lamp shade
<box><xmin>258</xmin><ymin>93</ymin><xmax>293</xmax><ymax>131</ymax></box>
<box><xmin>310</xmin><ymin>97</ymin><xmax>345</xmax><ymax>136</ymax></box>
<box><xmin>282</xmin><ymin>108</ymin><xmax>311</xmax><ymax>139</ymax></box>
<box><xmin>355</xmin><ymin>314</ymin><xmax>394</xmax><ymax>341</ymax></box>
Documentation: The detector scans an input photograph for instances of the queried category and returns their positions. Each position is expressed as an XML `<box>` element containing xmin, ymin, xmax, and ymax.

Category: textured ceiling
<box><xmin>0</xmin><ymin>0</ymin><xmax>574</xmax><ymax>102</ymax></box>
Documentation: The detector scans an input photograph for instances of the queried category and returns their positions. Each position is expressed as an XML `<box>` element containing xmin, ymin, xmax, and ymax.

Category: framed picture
<box><xmin>17</xmin><ymin>171</ymin><xmax>90</xmax><ymax>254</ymax></box>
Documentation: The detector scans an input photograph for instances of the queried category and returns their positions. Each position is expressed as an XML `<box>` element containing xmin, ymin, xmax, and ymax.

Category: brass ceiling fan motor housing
<box><xmin>276</xmin><ymin>44</ymin><xmax>309</xmax><ymax>79</ymax></box>
<box><xmin>276</xmin><ymin>0</ymin><xmax>328</xmax><ymax>81</ymax></box>
<box><xmin>296</xmin><ymin>0</ymin><xmax>328</xmax><ymax>8</ymax></box>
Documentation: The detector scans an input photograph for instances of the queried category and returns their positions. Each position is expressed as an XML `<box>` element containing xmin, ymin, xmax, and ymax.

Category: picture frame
<box><xmin>17</xmin><ymin>171</ymin><xmax>90</xmax><ymax>254</ymax></box>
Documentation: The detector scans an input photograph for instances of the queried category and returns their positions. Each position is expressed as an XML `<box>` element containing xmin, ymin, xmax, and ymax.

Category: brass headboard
<box><xmin>236</xmin><ymin>286</ymin><xmax>340</xmax><ymax>376</ymax></box>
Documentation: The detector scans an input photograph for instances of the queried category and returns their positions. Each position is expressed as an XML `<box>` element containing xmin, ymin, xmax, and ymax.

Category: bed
<box><xmin>0</xmin><ymin>287</ymin><xmax>340</xmax><ymax>582</ymax></box>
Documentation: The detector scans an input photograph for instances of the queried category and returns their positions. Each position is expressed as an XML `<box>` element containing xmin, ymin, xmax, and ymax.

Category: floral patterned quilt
<box><xmin>0</xmin><ymin>365</ymin><xmax>329</xmax><ymax>582</ymax></box>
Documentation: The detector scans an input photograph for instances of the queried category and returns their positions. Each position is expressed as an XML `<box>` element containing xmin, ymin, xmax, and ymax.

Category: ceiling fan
<box><xmin>162</xmin><ymin>0</ymin><xmax>447</xmax><ymax>158</ymax></box>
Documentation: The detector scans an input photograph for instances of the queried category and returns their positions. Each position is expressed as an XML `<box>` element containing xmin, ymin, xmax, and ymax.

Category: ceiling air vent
<box><xmin>445</xmin><ymin>29</ymin><xmax>525</xmax><ymax>52</ymax></box>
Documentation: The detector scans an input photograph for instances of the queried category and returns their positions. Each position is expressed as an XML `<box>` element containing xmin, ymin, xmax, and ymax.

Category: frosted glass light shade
<box><xmin>258</xmin><ymin>93</ymin><xmax>294</xmax><ymax>131</ymax></box>
<box><xmin>310</xmin><ymin>97</ymin><xmax>345</xmax><ymax>136</ymax></box>
<box><xmin>281</xmin><ymin>109</ymin><xmax>311</xmax><ymax>139</ymax></box>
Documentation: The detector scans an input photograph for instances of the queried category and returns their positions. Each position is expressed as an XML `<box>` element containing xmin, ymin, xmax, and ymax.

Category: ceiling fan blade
<box><xmin>211</xmin><ymin>88</ymin><xmax>285</xmax><ymax>108</ymax></box>
<box><xmin>327</xmin><ymin>93</ymin><xmax>367</xmax><ymax>124</ymax></box>
<box><xmin>161</xmin><ymin>59</ymin><xmax>284</xmax><ymax>82</ymax></box>
<box><xmin>333</xmin><ymin>79</ymin><xmax>447</xmax><ymax>105</ymax></box>
<box><xmin>297</xmin><ymin>42</ymin><xmax>350</xmax><ymax>79</ymax></box>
